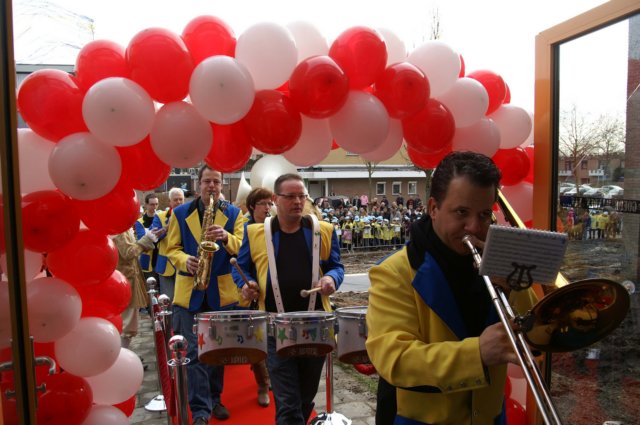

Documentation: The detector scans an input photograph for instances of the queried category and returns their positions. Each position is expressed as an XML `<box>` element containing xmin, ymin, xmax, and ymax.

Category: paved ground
<box><xmin>128</xmin><ymin>280</ymin><xmax>377</xmax><ymax>425</ymax></box>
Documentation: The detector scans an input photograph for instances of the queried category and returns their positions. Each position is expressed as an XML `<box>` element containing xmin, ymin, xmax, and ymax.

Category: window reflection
<box><xmin>554</xmin><ymin>14</ymin><xmax>640</xmax><ymax>423</ymax></box>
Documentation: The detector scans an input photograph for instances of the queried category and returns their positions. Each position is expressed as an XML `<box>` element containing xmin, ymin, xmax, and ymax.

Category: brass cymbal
<box><xmin>524</xmin><ymin>279</ymin><xmax>630</xmax><ymax>352</ymax></box>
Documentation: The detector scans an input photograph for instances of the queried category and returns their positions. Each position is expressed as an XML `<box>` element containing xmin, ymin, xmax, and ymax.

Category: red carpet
<box><xmin>215</xmin><ymin>364</ymin><xmax>275</xmax><ymax>424</ymax></box>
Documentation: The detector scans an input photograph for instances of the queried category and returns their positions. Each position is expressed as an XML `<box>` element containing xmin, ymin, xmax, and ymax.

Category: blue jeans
<box><xmin>266</xmin><ymin>336</ymin><xmax>325</xmax><ymax>425</ymax></box>
<box><xmin>172</xmin><ymin>305</ymin><xmax>224</xmax><ymax>420</ymax></box>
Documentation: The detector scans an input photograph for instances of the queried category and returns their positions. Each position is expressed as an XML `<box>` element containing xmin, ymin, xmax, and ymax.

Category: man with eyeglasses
<box><xmin>234</xmin><ymin>173</ymin><xmax>344</xmax><ymax>425</ymax></box>
<box><xmin>166</xmin><ymin>164</ymin><xmax>246</xmax><ymax>424</ymax></box>
<box><xmin>134</xmin><ymin>193</ymin><xmax>161</xmax><ymax>284</ymax></box>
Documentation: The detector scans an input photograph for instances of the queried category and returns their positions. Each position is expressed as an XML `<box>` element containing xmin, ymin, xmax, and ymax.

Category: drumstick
<box><xmin>300</xmin><ymin>286</ymin><xmax>323</xmax><ymax>298</ymax></box>
<box><xmin>230</xmin><ymin>258</ymin><xmax>259</xmax><ymax>310</ymax></box>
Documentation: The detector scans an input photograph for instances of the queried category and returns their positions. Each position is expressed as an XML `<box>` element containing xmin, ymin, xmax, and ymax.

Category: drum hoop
<box><xmin>274</xmin><ymin>311</ymin><xmax>335</xmax><ymax>324</ymax></box>
<box><xmin>335</xmin><ymin>306</ymin><xmax>367</xmax><ymax>319</ymax></box>
<box><xmin>197</xmin><ymin>311</ymin><xmax>269</xmax><ymax>322</ymax></box>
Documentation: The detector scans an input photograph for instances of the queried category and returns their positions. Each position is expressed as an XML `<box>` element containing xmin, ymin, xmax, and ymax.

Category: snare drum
<box><xmin>335</xmin><ymin>306</ymin><xmax>368</xmax><ymax>364</ymax></box>
<box><xmin>272</xmin><ymin>311</ymin><xmax>335</xmax><ymax>357</ymax></box>
<box><xmin>196</xmin><ymin>310</ymin><xmax>268</xmax><ymax>365</ymax></box>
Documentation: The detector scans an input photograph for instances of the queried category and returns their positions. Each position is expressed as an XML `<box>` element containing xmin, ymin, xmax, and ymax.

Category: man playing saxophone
<box><xmin>166</xmin><ymin>164</ymin><xmax>246</xmax><ymax>424</ymax></box>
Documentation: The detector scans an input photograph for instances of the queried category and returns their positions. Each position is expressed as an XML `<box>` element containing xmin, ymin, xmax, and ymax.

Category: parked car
<box><xmin>559</xmin><ymin>182</ymin><xmax>576</xmax><ymax>194</ymax></box>
<box><xmin>583</xmin><ymin>188</ymin><xmax>605</xmax><ymax>198</ymax></box>
<box><xmin>600</xmin><ymin>185</ymin><xmax>624</xmax><ymax>198</ymax></box>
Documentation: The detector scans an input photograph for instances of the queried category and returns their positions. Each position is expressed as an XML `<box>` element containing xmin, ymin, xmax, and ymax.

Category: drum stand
<box><xmin>309</xmin><ymin>352</ymin><xmax>352</xmax><ymax>425</ymax></box>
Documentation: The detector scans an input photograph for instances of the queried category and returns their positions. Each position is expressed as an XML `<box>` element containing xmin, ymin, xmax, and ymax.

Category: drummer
<box><xmin>366</xmin><ymin>152</ymin><xmax>538</xmax><ymax>424</ymax></box>
<box><xmin>234</xmin><ymin>173</ymin><xmax>344</xmax><ymax>425</ymax></box>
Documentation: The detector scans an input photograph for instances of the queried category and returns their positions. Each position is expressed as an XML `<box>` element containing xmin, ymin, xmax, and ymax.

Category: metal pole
<box><xmin>168</xmin><ymin>335</ymin><xmax>190</xmax><ymax>425</ymax></box>
<box><xmin>325</xmin><ymin>352</ymin><xmax>333</xmax><ymax>413</ymax></box>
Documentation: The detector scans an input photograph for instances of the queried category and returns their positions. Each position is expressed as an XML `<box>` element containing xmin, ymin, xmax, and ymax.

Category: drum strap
<box><xmin>264</xmin><ymin>215</ymin><xmax>321</xmax><ymax>313</ymax></box>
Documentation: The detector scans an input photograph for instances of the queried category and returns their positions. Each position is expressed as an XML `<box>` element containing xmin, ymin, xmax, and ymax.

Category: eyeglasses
<box><xmin>277</xmin><ymin>193</ymin><xmax>308</xmax><ymax>201</ymax></box>
<box><xmin>200</xmin><ymin>179</ymin><xmax>222</xmax><ymax>186</ymax></box>
<box><xmin>255</xmin><ymin>201</ymin><xmax>274</xmax><ymax>207</ymax></box>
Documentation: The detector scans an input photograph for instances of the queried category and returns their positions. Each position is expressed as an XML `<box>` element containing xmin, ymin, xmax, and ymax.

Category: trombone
<box><xmin>463</xmin><ymin>191</ymin><xmax>630</xmax><ymax>425</ymax></box>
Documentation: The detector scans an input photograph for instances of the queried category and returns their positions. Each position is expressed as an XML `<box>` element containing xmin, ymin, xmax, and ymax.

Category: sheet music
<box><xmin>479</xmin><ymin>225</ymin><xmax>568</xmax><ymax>285</ymax></box>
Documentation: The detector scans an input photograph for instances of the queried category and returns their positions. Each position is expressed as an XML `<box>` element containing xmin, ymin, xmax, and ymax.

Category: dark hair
<box><xmin>430</xmin><ymin>151</ymin><xmax>501</xmax><ymax>204</ymax></box>
<box><xmin>274</xmin><ymin>173</ymin><xmax>303</xmax><ymax>194</ymax></box>
<box><xmin>197</xmin><ymin>164</ymin><xmax>222</xmax><ymax>182</ymax></box>
<box><xmin>246</xmin><ymin>187</ymin><xmax>274</xmax><ymax>218</ymax></box>
<box><xmin>144</xmin><ymin>193</ymin><xmax>159</xmax><ymax>204</ymax></box>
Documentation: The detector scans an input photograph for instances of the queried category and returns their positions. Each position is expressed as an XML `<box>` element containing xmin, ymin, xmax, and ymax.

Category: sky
<box><xmin>12</xmin><ymin>0</ymin><xmax>622</xmax><ymax>115</ymax></box>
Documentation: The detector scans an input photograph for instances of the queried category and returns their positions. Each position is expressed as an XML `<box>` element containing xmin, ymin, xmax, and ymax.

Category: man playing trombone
<box><xmin>366</xmin><ymin>152</ymin><xmax>538</xmax><ymax>425</ymax></box>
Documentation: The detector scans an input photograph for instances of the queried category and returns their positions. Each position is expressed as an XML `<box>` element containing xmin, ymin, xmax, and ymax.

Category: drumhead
<box><xmin>274</xmin><ymin>311</ymin><xmax>334</xmax><ymax>324</ymax></box>
<box><xmin>335</xmin><ymin>306</ymin><xmax>367</xmax><ymax>319</ymax></box>
<box><xmin>196</xmin><ymin>310</ymin><xmax>268</xmax><ymax>322</ymax></box>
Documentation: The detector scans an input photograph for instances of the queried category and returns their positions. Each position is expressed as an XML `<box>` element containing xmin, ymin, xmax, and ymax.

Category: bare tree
<box><xmin>559</xmin><ymin>105</ymin><xmax>601</xmax><ymax>185</ymax></box>
<box><xmin>429</xmin><ymin>8</ymin><xmax>442</xmax><ymax>40</ymax></box>
<box><xmin>594</xmin><ymin>113</ymin><xmax>625</xmax><ymax>182</ymax></box>
<box><xmin>363</xmin><ymin>160</ymin><xmax>378</xmax><ymax>212</ymax></box>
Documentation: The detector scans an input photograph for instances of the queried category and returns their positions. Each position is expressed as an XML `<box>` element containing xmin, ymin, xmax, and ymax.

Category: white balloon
<box><xmin>262</xmin><ymin>173</ymin><xmax>278</xmax><ymax>192</ymax></box>
<box><xmin>361</xmin><ymin>118</ymin><xmax>404</xmax><ymax>162</ymax></box>
<box><xmin>48</xmin><ymin>132</ymin><xmax>121</xmax><ymax>200</ymax></box>
<box><xmin>284</xmin><ymin>117</ymin><xmax>332</xmax><ymax>167</ymax></box>
<box><xmin>0</xmin><ymin>249</ymin><xmax>44</xmax><ymax>281</ymax></box>
<box><xmin>250</xmin><ymin>155</ymin><xmax>298</xmax><ymax>189</ymax></box>
<box><xmin>286</xmin><ymin>21</ymin><xmax>329</xmax><ymax>63</ymax></box>
<box><xmin>18</xmin><ymin>128</ymin><xmax>56</xmax><ymax>194</ymax></box>
<box><xmin>520</xmin><ymin>111</ymin><xmax>535</xmax><ymax>148</ymax></box>
<box><xmin>234</xmin><ymin>172</ymin><xmax>253</xmax><ymax>207</ymax></box>
<box><xmin>82</xmin><ymin>77</ymin><xmax>155</xmax><ymax>147</ymax></box>
<box><xmin>85</xmin><ymin>348</ymin><xmax>144</xmax><ymax>405</ymax></box>
<box><xmin>408</xmin><ymin>40</ymin><xmax>461</xmax><ymax>98</ymax></box>
<box><xmin>329</xmin><ymin>90</ymin><xmax>389</xmax><ymax>155</ymax></box>
<box><xmin>82</xmin><ymin>405</ymin><xmax>129</xmax><ymax>425</ymax></box>
<box><xmin>437</xmin><ymin>77</ymin><xmax>489</xmax><ymax>128</ymax></box>
<box><xmin>150</xmin><ymin>101</ymin><xmax>213</xmax><ymax>167</ymax></box>
<box><xmin>190</xmin><ymin>56</ymin><xmax>255</xmax><ymax>124</ymax></box>
<box><xmin>377</xmin><ymin>28</ymin><xmax>407</xmax><ymax>66</ymax></box>
<box><xmin>27</xmin><ymin>277</ymin><xmax>81</xmax><ymax>342</ymax></box>
<box><xmin>54</xmin><ymin>317</ymin><xmax>121</xmax><ymax>377</ymax></box>
<box><xmin>451</xmin><ymin>118</ymin><xmax>501</xmax><ymax>157</ymax></box>
<box><xmin>490</xmin><ymin>105</ymin><xmax>533</xmax><ymax>150</ymax></box>
<box><xmin>236</xmin><ymin>22</ymin><xmax>298</xmax><ymax>90</ymax></box>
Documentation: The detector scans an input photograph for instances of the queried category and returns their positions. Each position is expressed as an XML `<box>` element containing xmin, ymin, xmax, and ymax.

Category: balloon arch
<box><xmin>3</xmin><ymin>15</ymin><xmax>535</xmax><ymax>423</ymax></box>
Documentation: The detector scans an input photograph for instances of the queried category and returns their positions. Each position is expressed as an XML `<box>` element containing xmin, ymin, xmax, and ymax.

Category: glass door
<box><xmin>535</xmin><ymin>1</ymin><xmax>640</xmax><ymax>423</ymax></box>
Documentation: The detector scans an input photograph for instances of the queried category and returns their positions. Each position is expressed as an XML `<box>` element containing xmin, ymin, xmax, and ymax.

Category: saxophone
<box><xmin>193</xmin><ymin>194</ymin><xmax>220</xmax><ymax>290</ymax></box>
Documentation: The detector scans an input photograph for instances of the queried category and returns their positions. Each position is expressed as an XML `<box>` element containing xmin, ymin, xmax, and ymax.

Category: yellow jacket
<box><xmin>151</xmin><ymin>209</ymin><xmax>175</xmax><ymax>277</ymax></box>
<box><xmin>166</xmin><ymin>198</ymin><xmax>245</xmax><ymax>311</ymax></box>
<box><xmin>233</xmin><ymin>217</ymin><xmax>344</xmax><ymax>312</ymax></box>
<box><xmin>366</xmin><ymin>247</ymin><xmax>537</xmax><ymax>425</ymax></box>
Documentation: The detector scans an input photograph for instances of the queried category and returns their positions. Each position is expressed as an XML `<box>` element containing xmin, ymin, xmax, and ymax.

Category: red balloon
<box><xmin>329</xmin><ymin>26</ymin><xmax>387</xmax><ymax>89</ymax></box>
<box><xmin>126</xmin><ymin>27</ymin><xmax>194</xmax><ymax>103</ymax></box>
<box><xmin>289</xmin><ymin>55</ymin><xmax>349</xmax><ymax>118</ymax></box>
<box><xmin>182</xmin><ymin>15</ymin><xmax>236</xmax><ymax>64</ymax></box>
<box><xmin>524</xmin><ymin>146</ymin><xmax>534</xmax><ymax>183</ymax></box>
<box><xmin>74</xmin><ymin>40</ymin><xmax>130</xmax><ymax>91</ymax></box>
<box><xmin>46</xmin><ymin>229</ymin><xmax>118</xmax><ymax>287</ymax></box>
<box><xmin>407</xmin><ymin>145</ymin><xmax>451</xmax><ymax>169</ymax></box>
<box><xmin>206</xmin><ymin>123</ymin><xmax>252</xmax><ymax>172</ymax></box>
<box><xmin>117</xmin><ymin>137</ymin><xmax>171</xmax><ymax>190</ymax></box>
<box><xmin>243</xmin><ymin>90</ymin><xmax>302</xmax><ymax>154</ymax></box>
<box><xmin>467</xmin><ymin>70</ymin><xmax>506</xmax><ymax>115</ymax></box>
<box><xmin>105</xmin><ymin>312</ymin><xmax>124</xmax><ymax>333</ymax></box>
<box><xmin>459</xmin><ymin>54</ymin><xmax>466</xmax><ymax>77</ymax></box>
<box><xmin>331</xmin><ymin>139</ymin><xmax>340</xmax><ymax>150</ymax></box>
<box><xmin>75</xmin><ymin>184</ymin><xmax>140</xmax><ymax>235</ymax></box>
<box><xmin>17</xmin><ymin>69</ymin><xmax>88</xmax><ymax>142</ymax></box>
<box><xmin>37</xmin><ymin>372</ymin><xmax>93</xmax><ymax>425</ymax></box>
<box><xmin>21</xmin><ymin>190</ymin><xmax>80</xmax><ymax>253</ymax></box>
<box><xmin>113</xmin><ymin>394</ymin><xmax>137</xmax><ymax>417</ymax></box>
<box><xmin>402</xmin><ymin>99</ymin><xmax>455</xmax><ymax>154</ymax></box>
<box><xmin>374</xmin><ymin>62</ymin><xmax>430</xmax><ymax>119</ymax></box>
<box><xmin>492</xmin><ymin>147</ymin><xmax>530</xmax><ymax>186</ymax></box>
<box><xmin>505</xmin><ymin>397</ymin><xmax>526</xmax><ymax>425</ymax></box>
<box><xmin>78</xmin><ymin>270</ymin><xmax>132</xmax><ymax>316</ymax></box>
<box><xmin>276</xmin><ymin>80</ymin><xmax>290</xmax><ymax>97</ymax></box>
<box><xmin>504</xmin><ymin>83</ymin><xmax>511</xmax><ymax>104</ymax></box>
